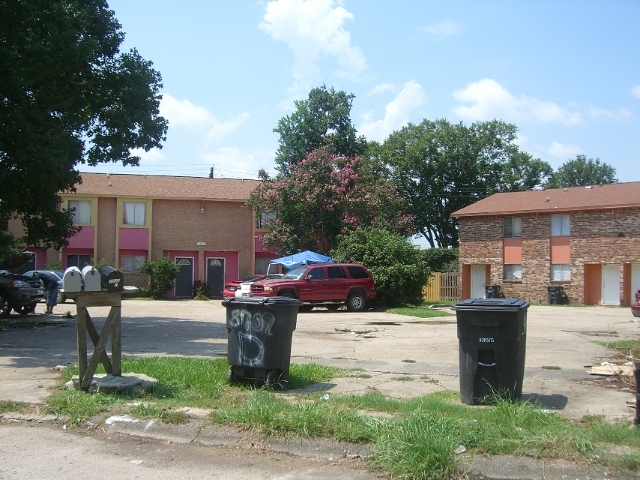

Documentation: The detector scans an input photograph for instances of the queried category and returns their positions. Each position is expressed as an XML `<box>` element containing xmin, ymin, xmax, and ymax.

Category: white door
<box><xmin>602</xmin><ymin>264</ymin><xmax>620</xmax><ymax>305</ymax></box>
<box><xmin>470</xmin><ymin>265</ymin><xmax>486</xmax><ymax>299</ymax></box>
<box><xmin>632</xmin><ymin>264</ymin><xmax>640</xmax><ymax>300</ymax></box>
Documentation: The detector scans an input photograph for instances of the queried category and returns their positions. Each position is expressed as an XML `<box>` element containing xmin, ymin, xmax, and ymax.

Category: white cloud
<box><xmin>369</xmin><ymin>83</ymin><xmax>395</xmax><ymax>95</ymax></box>
<box><xmin>160</xmin><ymin>94</ymin><xmax>214</xmax><ymax>128</ymax></box>
<box><xmin>199</xmin><ymin>147</ymin><xmax>264</xmax><ymax>179</ymax></box>
<box><xmin>548</xmin><ymin>141</ymin><xmax>582</xmax><ymax>159</ymax></box>
<box><xmin>160</xmin><ymin>93</ymin><xmax>250</xmax><ymax>144</ymax></box>
<box><xmin>586</xmin><ymin>106</ymin><xmax>632</xmax><ymax>122</ymax></box>
<box><xmin>632</xmin><ymin>85</ymin><xmax>640</xmax><ymax>99</ymax></box>
<box><xmin>260</xmin><ymin>0</ymin><xmax>367</xmax><ymax>96</ymax></box>
<box><xmin>358</xmin><ymin>81</ymin><xmax>425</xmax><ymax>142</ymax></box>
<box><xmin>129</xmin><ymin>148</ymin><xmax>165</xmax><ymax>163</ymax></box>
<box><xmin>421</xmin><ymin>21</ymin><xmax>461</xmax><ymax>37</ymax></box>
<box><xmin>205</xmin><ymin>112</ymin><xmax>251</xmax><ymax>144</ymax></box>
<box><xmin>452</xmin><ymin>79</ymin><xmax>583</xmax><ymax>126</ymax></box>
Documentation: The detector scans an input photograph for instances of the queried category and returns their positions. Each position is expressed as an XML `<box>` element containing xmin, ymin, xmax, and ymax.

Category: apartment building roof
<box><xmin>73</xmin><ymin>172</ymin><xmax>261</xmax><ymax>201</ymax></box>
<box><xmin>452</xmin><ymin>181</ymin><xmax>640</xmax><ymax>218</ymax></box>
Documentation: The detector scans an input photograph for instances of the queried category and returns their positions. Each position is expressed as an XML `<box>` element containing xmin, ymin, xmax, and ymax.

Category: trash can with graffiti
<box><xmin>223</xmin><ymin>296</ymin><xmax>301</xmax><ymax>387</ymax></box>
<box><xmin>452</xmin><ymin>298</ymin><xmax>529</xmax><ymax>405</ymax></box>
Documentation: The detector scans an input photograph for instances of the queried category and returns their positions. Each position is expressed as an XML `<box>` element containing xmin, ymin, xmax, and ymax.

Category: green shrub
<box><xmin>140</xmin><ymin>257</ymin><xmax>179</xmax><ymax>299</ymax></box>
<box><xmin>332</xmin><ymin>228</ymin><xmax>430</xmax><ymax>307</ymax></box>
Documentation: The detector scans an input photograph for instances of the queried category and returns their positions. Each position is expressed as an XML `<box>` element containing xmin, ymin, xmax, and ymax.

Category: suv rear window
<box><xmin>327</xmin><ymin>266</ymin><xmax>347</xmax><ymax>279</ymax></box>
<box><xmin>346</xmin><ymin>266</ymin><xmax>369</xmax><ymax>279</ymax></box>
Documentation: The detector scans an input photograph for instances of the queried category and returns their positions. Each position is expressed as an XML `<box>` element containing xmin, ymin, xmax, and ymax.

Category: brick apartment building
<box><xmin>8</xmin><ymin>173</ymin><xmax>277</xmax><ymax>298</ymax></box>
<box><xmin>451</xmin><ymin>182</ymin><xmax>640</xmax><ymax>306</ymax></box>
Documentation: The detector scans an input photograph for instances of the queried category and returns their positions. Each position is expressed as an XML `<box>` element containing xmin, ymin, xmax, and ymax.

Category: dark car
<box><xmin>249</xmin><ymin>263</ymin><xmax>376</xmax><ymax>312</ymax></box>
<box><xmin>0</xmin><ymin>252</ymin><xmax>45</xmax><ymax>316</ymax></box>
<box><xmin>23</xmin><ymin>270</ymin><xmax>67</xmax><ymax>304</ymax></box>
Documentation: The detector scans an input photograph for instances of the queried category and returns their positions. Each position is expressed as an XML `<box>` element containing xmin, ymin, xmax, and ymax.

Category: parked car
<box><xmin>23</xmin><ymin>270</ymin><xmax>67</xmax><ymax>304</ymax></box>
<box><xmin>632</xmin><ymin>289</ymin><xmax>640</xmax><ymax>318</ymax></box>
<box><xmin>222</xmin><ymin>274</ymin><xmax>283</xmax><ymax>299</ymax></box>
<box><xmin>249</xmin><ymin>263</ymin><xmax>376</xmax><ymax>312</ymax></box>
<box><xmin>234</xmin><ymin>274</ymin><xmax>283</xmax><ymax>298</ymax></box>
<box><xmin>0</xmin><ymin>252</ymin><xmax>45</xmax><ymax>316</ymax></box>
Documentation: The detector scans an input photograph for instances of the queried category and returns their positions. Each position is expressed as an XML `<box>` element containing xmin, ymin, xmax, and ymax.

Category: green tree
<box><xmin>0</xmin><ymin>0</ymin><xmax>168</xmax><ymax>255</ymax></box>
<box><xmin>373</xmin><ymin>119</ymin><xmax>550</xmax><ymax>248</ymax></box>
<box><xmin>332</xmin><ymin>228</ymin><xmax>430</xmax><ymax>307</ymax></box>
<box><xmin>140</xmin><ymin>257</ymin><xmax>179</xmax><ymax>299</ymax></box>
<box><xmin>247</xmin><ymin>147</ymin><xmax>413</xmax><ymax>255</ymax></box>
<box><xmin>273</xmin><ymin>85</ymin><xmax>367</xmax><ymax>175</ymax></box>
<box><xmin>546</xmin><ymin>155</ymin><xmax>617</xmax><ymax>188</ymax></box>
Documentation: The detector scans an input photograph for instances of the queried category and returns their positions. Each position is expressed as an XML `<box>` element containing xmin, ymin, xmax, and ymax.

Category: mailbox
<box><xmin>81</xmin><ymin>266</ymin><xmax>101</xmax><ymax>292</ymax></box>
<box><xmin>62</xmin><ymin>267</ymin><xmax>83</xmax><ymax>292</ymax></box>
<box><xmin>99</xmin><ymin>265</ymin><xmax>124</xmax><ymax>292</ymax></box>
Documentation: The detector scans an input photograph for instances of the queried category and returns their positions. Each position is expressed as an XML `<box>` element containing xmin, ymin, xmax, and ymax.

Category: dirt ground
<box><xmin>1</xmin><ymin>300</ymin><xmax>639</xmax><ymax>479</ymax></box>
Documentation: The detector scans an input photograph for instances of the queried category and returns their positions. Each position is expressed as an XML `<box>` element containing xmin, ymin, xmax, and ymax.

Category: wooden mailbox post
<box><xmin>72</xmin><ymin>291</ymin><xmax>122</xmax><ymax>391</ymax></box>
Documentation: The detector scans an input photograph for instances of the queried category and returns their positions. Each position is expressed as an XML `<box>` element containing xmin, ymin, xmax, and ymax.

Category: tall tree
<box><xmin>273</xmin><ymin>85</ymin><xmax>367</xmax><ymax>175</ymax></box>
<box><xmin>546</xmin><ymin>155</ymin><xmax>617</xmax><ymax>188</ymax></box>
<box><xmin>0</xmin><ymin>0</ymin><xmax>168</xmax><ymax>255</ymax></box>
<box><xmin>373</xmin><ymin>119</ymin><xmax>550</xmax><ymax>248</ymax></box>
<box><xmin>247</xmin><ymin>147</ymin><xmax>413</xmax><ymax>255</ymax></box>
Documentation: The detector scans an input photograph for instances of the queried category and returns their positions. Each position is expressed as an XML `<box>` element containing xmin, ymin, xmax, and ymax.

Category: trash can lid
<box><xmin>452</xmin><ymin>298</ymin><xmax>530</xmax><ymax>311</ymax></box>
<box><xmin>222</xmin><ymin>296</ymin><xmax>303</xmax><ymax>307</ymax></box>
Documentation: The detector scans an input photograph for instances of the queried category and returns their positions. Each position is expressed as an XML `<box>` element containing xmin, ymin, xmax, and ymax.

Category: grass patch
<box><xmin>386</xmin><ymin>305</ymin><xmax>455</xmax><ymax>318</ymax></box>
<box><xmin>595</xmin><ymin>339</ymin><xmax>640</xmax><ymax>358</ymax></box>
<box><xmin>36</xmin><ymin>357</ymin><xmax>640</xmax><ymax>479</ymax></box>
<box><xmin>0</xmin><ymin>400</ymin><xmax>29</xmax><ymax>414</ymax></box>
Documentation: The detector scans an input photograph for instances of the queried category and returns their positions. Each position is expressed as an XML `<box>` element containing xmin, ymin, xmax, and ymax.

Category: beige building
<box><xmin>9</xmin><ymin>173</ymin><xmax>276</xmax><ymax>298</ymax></box>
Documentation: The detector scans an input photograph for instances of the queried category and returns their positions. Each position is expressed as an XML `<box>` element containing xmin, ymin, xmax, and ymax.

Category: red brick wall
<box><xmin>151</xmin><ymin>199</ymin><xmax>253</xmax><ymax>281</ymax></box>
<box><xmin>458</xmin><ymin>207</ymin><xmax>640</xmax><ymax>304</ymax></box>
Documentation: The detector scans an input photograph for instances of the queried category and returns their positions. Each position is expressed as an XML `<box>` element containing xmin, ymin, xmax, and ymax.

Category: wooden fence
<box><xmin>422</xmin><ymin>272</ymin><xmax>460</xmax><ymax>302</ymax></box>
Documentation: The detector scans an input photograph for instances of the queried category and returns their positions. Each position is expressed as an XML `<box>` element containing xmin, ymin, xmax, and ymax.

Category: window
<box><xmin>67</xmin><ymin>255</ymin><xmax>91</xmax><ymax>269</ymax></box>
<box><xmin>551</xmin><ymin>214</ymin><xmax>570</xmax><ymax>236</ymax></box>
<box><xmin>121</xmin><ymin>255</ymin><xmax>145</xmax><ymax>273</ymax></box>
<box><xmin>306</xmin><ymin>267</ymin><xmax>325</xmax><ymax>280</ymax></box>
<box><xmin>551</xmin><ymin>264</ymin><xmax>571</xmax><ymax>281</ymax></box>
<box><xmin>69</xmin><ymin>200</ymin><xmax>91</xmax><ymax>224</ymax></box>
<box><xmin>327</xmin><ymin>266</ymin><xmax>347</xmax><ymax>279</ymax></box>
<box><xmin>504</xmin><ymin>264</ymin><xmax>522</xmax><ymax>280</ymax></box>
<box><xmin>503</xmin><ymin>217</ymin><xmax>522</xmax><ymax>238</ymax></box>
<box><xmin>256</xmin><ymin>209</ymin><xmax>276</xmax><ymax>229</ymax></box>
<box><xmin>123</xmin><ymin>202</ymin><xmax>146</xmax><ymax>226</ymax></box>
<box><xmin>347</xmin><ymin>266</ymin><xmax>369</xmax><ymax>279</ymax></box>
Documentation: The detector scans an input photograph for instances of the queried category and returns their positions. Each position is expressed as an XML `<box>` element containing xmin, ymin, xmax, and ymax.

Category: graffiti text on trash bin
<box><xmin>229</xmin><ymin>309</ymin><xmax>276</xmax><ymax>366</ymax></box>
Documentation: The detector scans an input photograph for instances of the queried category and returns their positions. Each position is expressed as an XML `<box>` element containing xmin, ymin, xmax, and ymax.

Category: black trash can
<box><xmin>547</xmin><ymin>285</ymin><xmax>564</xmax><ymax>304</ymax></box>
<box><xmin>484</xmin><ymin>285</ymin><xmax>501</xmax><ymax>299</ymax></box>
<box><xmin>452</xmin><ymin>298</ymin><xmax>529</xmax><ymax>405</ymax></box>
<box><xmin>222</xmin><ymin>296</ymin><xmax>301</xmax><ymax>387</ymax></box>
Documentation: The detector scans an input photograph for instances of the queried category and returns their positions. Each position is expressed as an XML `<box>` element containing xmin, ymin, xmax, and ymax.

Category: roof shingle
<box><xmin>451</xmin><ymin>182</ymin><xmax>640</xmax><ymax>218</ymax></box>
<box><xmin>72</xmin><ymin>172</ymin><xmax>261</xmax><ymax>201</ymax></box>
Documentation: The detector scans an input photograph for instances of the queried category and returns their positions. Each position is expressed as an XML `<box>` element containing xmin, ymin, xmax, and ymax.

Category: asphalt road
<box><xmin>1</xmin><ymin>299</ymin><xmax>639</xmax><ymax>479</ymax></box>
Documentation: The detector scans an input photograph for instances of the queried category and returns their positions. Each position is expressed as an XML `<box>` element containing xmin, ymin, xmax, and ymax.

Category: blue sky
<box><xmin>85</xmin><ymin>0</ymin><xmax>640</xmax><ymax>182</ymax></box>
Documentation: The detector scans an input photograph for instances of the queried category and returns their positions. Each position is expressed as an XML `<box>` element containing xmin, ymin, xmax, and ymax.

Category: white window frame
<box><xmin>551</xmin><ymin>214</ymin><xmax>570</xmax><ymax>237</ymax></box>
<box><xmin>69</xmin><ymin>200</ymin><xmax>92</xmax><ymax>225</ymax></box>
<box><xmin>121</xmin><ymin>255</ymin><xmax>146</xmax><ymax>273</ymax></box>
<box><xmin>256</xmin><ymin>209</ymin><xmax>276</xmax><ymax>229</ymax></box>
<box><xmin>503</xmin><ymin>216</ymin><xmax>522</xmax><ymax>238</ymax></box>
<box><xmin>551</xmin><ymin>264</ymin><xmax>571</xmax><ymax>281</ymax></box>
<box><xmin>123</xmin><ymin>202</ymin><xmax>146</xmax><ymax>226</ymax></box>
<box><xmin>503</xmin><ymin>264</ymin><xmax>522</xmax><ymax>280</ymax></box>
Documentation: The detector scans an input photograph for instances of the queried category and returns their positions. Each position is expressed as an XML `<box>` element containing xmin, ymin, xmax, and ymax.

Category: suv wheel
<box><xmin>346</xmin><ymin>292</ymin><xmax>366</xmax><ymax>312</ymax></box>
<box><xmin>0</xmin><ymin>294</ymin><xmax>10</xmax><ymax>317</ymax></box>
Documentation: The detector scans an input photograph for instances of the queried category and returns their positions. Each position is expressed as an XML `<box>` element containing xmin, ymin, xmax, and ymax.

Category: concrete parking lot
<box><xmin>0</xmin><ymin>299</ymin><xmax>638</xmax><ymax>421</ymax></box>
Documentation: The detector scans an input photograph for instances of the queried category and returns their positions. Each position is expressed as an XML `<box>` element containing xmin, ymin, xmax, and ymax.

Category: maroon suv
<box><xmin>249</xmin><ymin>263</ymin><xmax>376</xmax><ymax>312</ymax></box>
